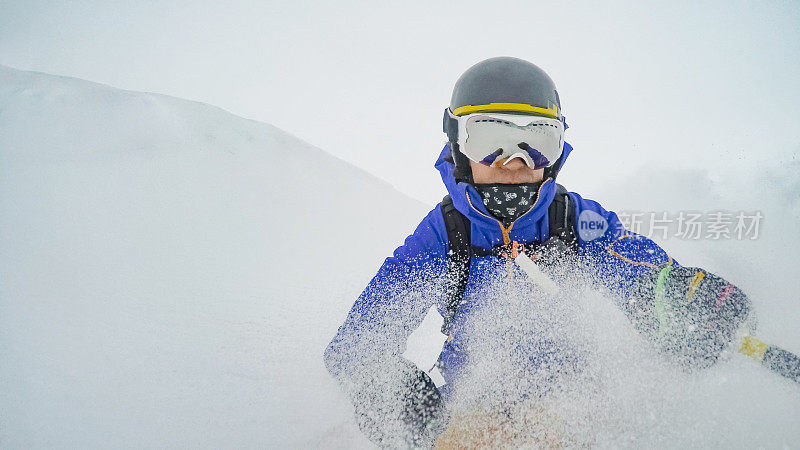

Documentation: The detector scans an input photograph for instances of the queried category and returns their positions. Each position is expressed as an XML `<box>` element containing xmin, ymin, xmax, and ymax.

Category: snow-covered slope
<box><xmin>0</xmin><ymin>65</ymin><xmax>428</xmax><ymax>448</ymax></box>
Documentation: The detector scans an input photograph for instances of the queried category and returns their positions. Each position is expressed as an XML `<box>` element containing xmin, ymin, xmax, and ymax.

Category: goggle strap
<box><xmin>443</xmin><ymin>108</ymin><xmax>459</xmax><ymax>143</ymax></box>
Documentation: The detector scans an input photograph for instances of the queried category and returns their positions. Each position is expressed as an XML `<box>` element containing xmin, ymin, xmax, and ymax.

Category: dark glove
<box><xmin>523</xmin><ymin>236</ymin><xmax>582</xmax><ymax>282</ymax></box>
<box><xmin>400</xmin><ymin>366</ymin><xmax>449</xmax><ymax>447</ymax></box>
<box><xmin>528</xmin><ymin>237</ymin><xmax>576</xmax><ymax>267</ymax></box>
<box><xmin>628</xmin><ymin>265</ymin><xmax>751</xmax><ymax>369</ymax></box>
<box><xmin>348</xmin><ymin>357</ymin><xmax>449</xmax><ymax>448</ymax></box>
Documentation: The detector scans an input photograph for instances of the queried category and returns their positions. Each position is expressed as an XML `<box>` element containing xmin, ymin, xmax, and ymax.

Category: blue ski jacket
<box><xmin>324</xmin><ymin>142</ymin><xmax>675</xmax><ymax>398</ymax></box>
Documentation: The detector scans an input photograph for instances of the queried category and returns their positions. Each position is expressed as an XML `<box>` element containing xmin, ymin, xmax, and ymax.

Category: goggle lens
<box><xmin>451</xmin><ymin>111</ymin><xmax>565</xmax><ymax>170</ymax></box>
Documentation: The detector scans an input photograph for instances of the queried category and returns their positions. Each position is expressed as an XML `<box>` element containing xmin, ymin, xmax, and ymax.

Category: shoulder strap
<box><xmin>440</xmin><ymin>195</ymin><xmax>471</xmax><ymax>335</ymax></box>
<box><xmin>547</xmin><ymin>183</ymin><xmax>579</xmax><ymax>251</ymax></box>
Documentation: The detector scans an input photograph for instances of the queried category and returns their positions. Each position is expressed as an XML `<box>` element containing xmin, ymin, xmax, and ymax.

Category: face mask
<box><xmin>473</xmin><ymin>182</ymin><xmax>541</xmax><ymax>223</ymax></box>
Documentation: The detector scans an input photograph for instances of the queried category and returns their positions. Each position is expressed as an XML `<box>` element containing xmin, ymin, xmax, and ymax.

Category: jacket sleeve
<box><xmin>323</xmin><ymin>206</ymin><xmax>451</xmax><ymax>446</ymax></box>
<box><xmin>570</xmin><ymin>192</ymin><xmax>750</xmax><ymax>369</ymax></box>
<box><xmin>324</xmin><ymin>205</ymin><xmax>449</xmax><ymax>379</ymax></box>
<box><xmin>570</xmin><ymin>191</ymin><xmax>677</xmax><ymax>300</ymax></box>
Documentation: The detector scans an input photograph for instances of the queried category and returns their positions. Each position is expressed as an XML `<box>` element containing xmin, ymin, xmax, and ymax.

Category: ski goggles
<box><xmin>447</xmin><ymin>109</ymin><xmax>565</xmax><ymax>169</ymax></box>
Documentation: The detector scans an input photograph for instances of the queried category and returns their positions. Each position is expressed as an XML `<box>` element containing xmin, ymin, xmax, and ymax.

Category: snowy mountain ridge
<box><xmin>0</xmin><ymin>64</ymin><xmax>425</xmax><ymax>448</ymax></box>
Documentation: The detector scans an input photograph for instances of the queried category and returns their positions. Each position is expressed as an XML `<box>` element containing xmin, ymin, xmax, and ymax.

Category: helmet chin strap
<box><xmin>543</xmin><ymin>152</ymin><xmax>564</xmax><ymax>181</ymax></box>
<box><xmin>450</xmin><ymin>143</ymin><xmax>475</xmax><ymax>184</ymax></box>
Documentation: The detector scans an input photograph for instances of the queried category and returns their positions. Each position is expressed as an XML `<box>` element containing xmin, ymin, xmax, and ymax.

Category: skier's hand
<box><xmin>400</xmin><ymin>363</ymin><xmax>450</xmax><ymax>448</ymax></box>
<box><xmin>529</xmin><ymin>237</ymin><xmax>570</xmax><ymax>263</ymax></box>
<box><xmin>347</xmin><ymin>356</ymin><xmax>449</xmax><ymax>448</ymax></box>
<box><xmin>628</xmin><ymin>265</ymin><xmax>751</xmax><ymax>369</ymax></box>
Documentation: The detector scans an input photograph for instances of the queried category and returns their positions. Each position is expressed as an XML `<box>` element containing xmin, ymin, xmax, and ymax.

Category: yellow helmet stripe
<box><xmin>452</xmin><ymin>102</ymin><xmax>559</xmax><ymax>118</ymax></box>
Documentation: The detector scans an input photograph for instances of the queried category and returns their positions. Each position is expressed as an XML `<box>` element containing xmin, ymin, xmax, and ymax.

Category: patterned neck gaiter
<box><xmin>473</xmin><ymin>182</ymin><xmax>541</xmax><ymax>224</ymax></box>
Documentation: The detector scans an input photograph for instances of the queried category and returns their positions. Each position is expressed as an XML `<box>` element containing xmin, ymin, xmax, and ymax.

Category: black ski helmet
<box><xmin>443</xmin><ymin>57</ymin><xmax>566</xmax><ymax>182</ymax></box>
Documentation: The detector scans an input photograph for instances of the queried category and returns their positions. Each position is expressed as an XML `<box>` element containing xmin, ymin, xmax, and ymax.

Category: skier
<box><xmin>324</xmin><ymin>56</ymin><xmax>750</xmax><ymax>448</ymax></box>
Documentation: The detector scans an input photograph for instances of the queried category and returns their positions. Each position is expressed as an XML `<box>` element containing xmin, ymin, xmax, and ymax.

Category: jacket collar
<box><xmin>434</xmin><ymin>142</ymin><xmax>574</xmax><ymax>247</ymax></box>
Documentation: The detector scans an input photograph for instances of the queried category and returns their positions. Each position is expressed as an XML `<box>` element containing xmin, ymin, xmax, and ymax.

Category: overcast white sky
<box><xmin>1</xmin><ymin>0</ymin><xmax>798</xmax><ymax>203</ymax></box>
